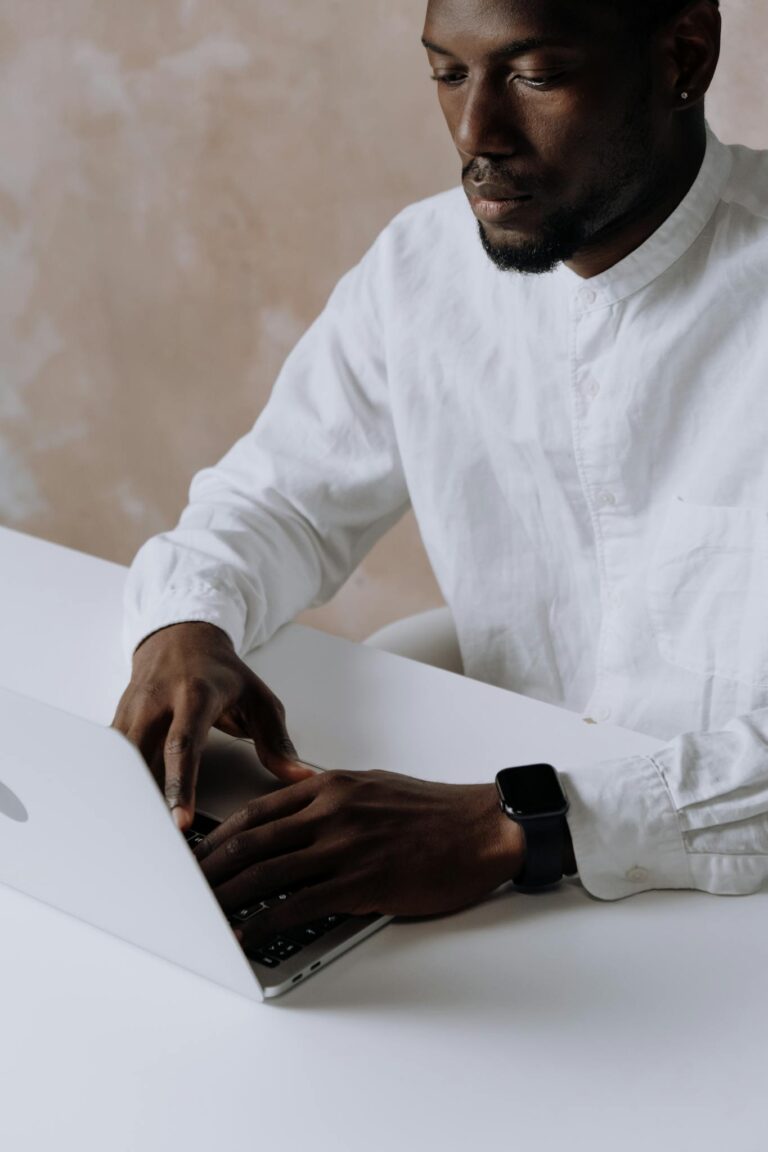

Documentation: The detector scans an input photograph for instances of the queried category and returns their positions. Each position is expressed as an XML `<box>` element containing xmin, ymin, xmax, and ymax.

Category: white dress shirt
<box><xmin>125</xmin><ymin>125</ymin><xmax>768</xmax><ymax>902</ymax></box>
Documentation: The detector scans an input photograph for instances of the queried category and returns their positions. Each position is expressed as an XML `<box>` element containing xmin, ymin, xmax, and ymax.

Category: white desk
<box><xmin>0</xmin><ymin>526</ymin><xmax>764</xmax><ymax>1151</ymax></box>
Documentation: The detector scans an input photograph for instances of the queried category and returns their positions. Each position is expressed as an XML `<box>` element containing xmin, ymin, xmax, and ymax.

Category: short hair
<box><xmin>616</xmin><ymin>0</ymin><xmax>719</xmax><ymax>38</ymax></box>
<box><xmin>646</xmin><ymin>0</ymin><xmax>720</xmax><ymax>22</ymax></box>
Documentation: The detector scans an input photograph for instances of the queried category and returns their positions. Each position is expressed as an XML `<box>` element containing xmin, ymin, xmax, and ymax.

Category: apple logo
<box><xmin>0</xmin><ymin>779</ymin><xmax>29</xmax><ymax>822</ymax></box>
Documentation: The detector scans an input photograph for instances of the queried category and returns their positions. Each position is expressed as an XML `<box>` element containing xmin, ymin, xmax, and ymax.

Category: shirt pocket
<box><xmin>646</xmin><ymin>499</ymin><xmax>768</xmax><ymax>686</ymax></box>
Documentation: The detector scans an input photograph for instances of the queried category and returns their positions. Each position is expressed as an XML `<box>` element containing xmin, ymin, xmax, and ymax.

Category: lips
<box><xmin>467</xmin><ymin>193</ymin><xmax>534</xmax><ymax>224</ymax></box>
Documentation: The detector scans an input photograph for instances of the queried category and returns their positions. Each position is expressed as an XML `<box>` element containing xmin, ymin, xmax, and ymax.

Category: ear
<box><xmin>661</xmin><ymin>0</ymin><xmax>721</xmax><ymax>110</ymax></box>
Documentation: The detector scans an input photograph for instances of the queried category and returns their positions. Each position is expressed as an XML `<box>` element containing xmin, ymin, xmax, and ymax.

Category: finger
<box><xmin>111</xmin><ymin>683</ymin><xmax>143</xmax><ymax>737</ymax></box>
<box><xmin>122</xmin><ymin>712</ymin><xmax>171</xmax><ymax>786</ymax></box>
<box><xmin>243</xmin><ymin>687</ymin><xmax>315</xmax><ymax>784</ymax></box>
<box><xmin>110</xmin><ymin>697</ymin><xmax>130</xmax><ymax>736</ymax></box>
<box><xmin>215</xmin><ymin>846</ymin><xmax>330</xmax><ymax>913</ymax></box>
<box><xmin>237</xmin><ymin>878</ymin><xmax>357</xmax><ymax>953</ymax></box>
<box><xmin>194</xmin><ymin>778</ymin><xmax>319</xmax><ymax>862</ymax></box>
<box><xmin>199</xmin><ymin>813</ymin><xmax>313</xmax><ymax>887</ymax></box>
<box><xmin>264</xmin><ymin>755</ymin><xmax>316</xmax><ymax>784</ymax></box>
<box><xmin>163</xmin><ymin>688</ymin><xmax>221</xmax><ymax>829</ymax></box>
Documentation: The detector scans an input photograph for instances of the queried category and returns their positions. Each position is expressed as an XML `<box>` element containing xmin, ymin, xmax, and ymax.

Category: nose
<box><xmin>453</xmin><ymin>75</ymin><xmax>520</xmax><ymax>160</ymax></box>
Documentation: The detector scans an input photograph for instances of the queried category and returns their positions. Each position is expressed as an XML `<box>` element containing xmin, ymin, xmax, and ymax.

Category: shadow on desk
<box><xmin>272</xmin><ymin>878</ymin><xmax>697</xmax><ymax>1019</ymax></box>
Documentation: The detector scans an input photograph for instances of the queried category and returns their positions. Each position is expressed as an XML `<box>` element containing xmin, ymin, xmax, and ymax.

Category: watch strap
<box><xmin>513</xmin><ymin>813</ymin><xmax>569</xmax><ymax>891</ymax></box>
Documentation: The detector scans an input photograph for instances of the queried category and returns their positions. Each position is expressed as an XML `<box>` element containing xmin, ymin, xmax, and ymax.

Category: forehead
<box><xmin>423</xmin><ymin>0</ymin><xmax>620</xmax><ymax>49</ymax></box>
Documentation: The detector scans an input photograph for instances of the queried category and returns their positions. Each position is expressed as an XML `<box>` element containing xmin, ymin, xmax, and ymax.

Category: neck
<box><xmin>565</xmin><ymin>121</ymin><xmax>708</xmax><ymax>280</ymax></box>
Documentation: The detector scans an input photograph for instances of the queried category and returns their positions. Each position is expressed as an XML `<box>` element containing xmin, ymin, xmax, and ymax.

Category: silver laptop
<box><xmin>0</xmin><ymin>686</ymin><xmax>390</xmax><ymax>1000</ymax></box>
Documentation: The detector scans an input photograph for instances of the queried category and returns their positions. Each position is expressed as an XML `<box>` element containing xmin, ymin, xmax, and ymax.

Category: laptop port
<box><xmin>292</xmin><ymin>974</ymin><xmax>303</xmax><ymax>983</ymax></box>
<box><xmin>310</xmin><ymin>962</ymin><xmax>321</xmax><ymax>971</ymax></box>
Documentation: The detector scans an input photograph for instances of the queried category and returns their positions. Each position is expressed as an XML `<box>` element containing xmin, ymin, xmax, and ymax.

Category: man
<box><xmin>114</xmin><ymin>0</ymin><xmax>768</xmax><ymax>953</ymax></box>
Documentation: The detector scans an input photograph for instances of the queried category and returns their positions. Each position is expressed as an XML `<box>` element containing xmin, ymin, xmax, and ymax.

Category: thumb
<box><xmin>246</xmin><ymin>677</ymin><xmax>317</xmax><ymax>787</ymax></box>
<box><xmin>249</xmin><ymin>704</ymin><xmax>315</xmax><ymax>784</ymax></box>
<box><xmin>259</xmin><ymin>734</ymin><xmax>316</xmax><ymax>783</ymax></box>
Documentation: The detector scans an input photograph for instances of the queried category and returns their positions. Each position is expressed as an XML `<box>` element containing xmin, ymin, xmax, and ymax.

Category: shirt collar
<box><xmin>558</xmin><ymin>124</ymin><xmax>733</xmax><ymax>310</ymax></box>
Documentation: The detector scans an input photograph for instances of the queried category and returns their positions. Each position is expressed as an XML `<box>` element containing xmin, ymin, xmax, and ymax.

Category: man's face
<box><xmin>423</xmin><ymin>0</ymin><xmax>670</xmax><ymax>273</ymax></box>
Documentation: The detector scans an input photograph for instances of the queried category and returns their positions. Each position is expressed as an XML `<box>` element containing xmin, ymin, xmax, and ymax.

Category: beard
<box><xmin>475</xmin><ymin>153</ymin><xmax>657</xmax><ymax>276</ymax></box>
<box><xmin>477</xmin><ymin>207</ymin><xmax>593</xmax><ymax>275</ymax></box>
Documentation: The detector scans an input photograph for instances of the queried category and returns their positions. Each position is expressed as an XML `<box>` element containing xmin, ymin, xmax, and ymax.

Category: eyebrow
<box><xmin>421</xmin><ymin>35</ymin><xmax>568</xmax><ymax>60</ymax></box>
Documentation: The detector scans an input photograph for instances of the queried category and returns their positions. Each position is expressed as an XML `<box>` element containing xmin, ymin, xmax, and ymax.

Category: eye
<box><xmin>430</xmin><ymin>72</ymin><xmax>467</xmax><ymax>88</ymax></box>
<box><xmin>516</xmin><ymin>72</ymin><xmax>566</xmax><ymax>90</ymax></box>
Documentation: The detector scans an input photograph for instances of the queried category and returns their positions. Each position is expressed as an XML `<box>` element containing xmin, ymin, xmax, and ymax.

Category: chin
<box><xmin>482</xmin><ymin>220</ymin><xmax>537</xmax><ymax>242</ymax></box>
<box><xmin>477</xmin><ymin>219</ymin><xmax>583</xmax><ymax>276</ymax></box>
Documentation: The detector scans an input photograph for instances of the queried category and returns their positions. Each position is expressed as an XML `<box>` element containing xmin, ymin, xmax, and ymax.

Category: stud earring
<box><xmin>681</xmin><ymin>91</ymin><xmax>690</xmax><ymax>101</ymax></box>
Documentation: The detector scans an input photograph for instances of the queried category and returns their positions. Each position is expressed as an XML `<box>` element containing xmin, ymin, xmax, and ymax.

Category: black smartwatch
<box><xmin>495</xmin><ymin>764</ymin><xmax>571</xmax><ymax>892</ymax></box>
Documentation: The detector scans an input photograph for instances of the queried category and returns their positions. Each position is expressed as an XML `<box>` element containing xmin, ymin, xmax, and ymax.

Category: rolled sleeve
<box><xmin>122</xmin><ymin>585</ymin><xmax>249</xmax><ymax>658</ymax></box>
<box><xmin>561</xmin><ymin>708</ymin><xmax>768</xmax><ymax>901</ymax></box>
<box><xmin>559</xmin><ymin>754</ymin><xmax>693</xmax><ymax>901</ymax></box>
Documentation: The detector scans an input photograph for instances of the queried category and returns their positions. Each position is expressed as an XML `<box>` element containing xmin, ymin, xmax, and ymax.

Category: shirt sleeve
<box><xmin>122</xmin><ymin>233</ymin><xmax>409</xmax><ymax>659</ymax></box>
<box><xmin>559</xmin><ymin>706</ymin><xmax>768</xmax><ymax>900</ymax></box>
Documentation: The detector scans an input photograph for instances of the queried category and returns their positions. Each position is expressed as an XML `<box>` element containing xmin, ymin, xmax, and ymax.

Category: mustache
<box><xmin>462</xmin><ymin>159</ymin><xmax>537</xmax><ymax>188</ymax></box>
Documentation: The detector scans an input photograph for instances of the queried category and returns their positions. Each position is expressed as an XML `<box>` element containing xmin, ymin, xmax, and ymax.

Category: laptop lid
<box><xmin>0</xmin><ymin>687</ymin><xmax>262</xmax><ymax>1002</ymax></box>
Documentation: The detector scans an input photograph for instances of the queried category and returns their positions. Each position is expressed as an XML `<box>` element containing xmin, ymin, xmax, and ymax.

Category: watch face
<box><xmin>496</xmin><ymin>764</ymin><xmax>567</xmax><ymax>818</ymax></box>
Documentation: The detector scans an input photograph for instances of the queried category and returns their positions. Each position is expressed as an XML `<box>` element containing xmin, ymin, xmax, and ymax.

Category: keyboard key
<box><xmin>320</xmin><ymin>914</ymin><xmax>349</xmax><ymax>931</ymax></box>
<box><xmin>230</xmin><ymin>903</ymin><xmax>267</xmax><ymax>923</ymax></box>
<box><xmin>185</xmin><ymin>832</ymin><xmax>205</xmax><ymax>847</ymax></box>
<box><xmin>285</xmin><ymin>924</ymin><xmax>324</xmax><ymax>945</ymax></box>
<box><xmin>266</xmin><ymin>938</ymin><xmax>302</xmax><ymax>959</ymax></box>
<box><xmin>250</xmin><ymin>952</ymin><xmax>280</xmax><ymax>968</ymax></box>
<box><xmin>262</xmin><ymin>892</ymin><xmax>292</xmax><ymax>908</ymax></box>
<box><xmin>303</xmin><ymin>919</ymin><xmax>330</xmax><ymax>937</ymax></box>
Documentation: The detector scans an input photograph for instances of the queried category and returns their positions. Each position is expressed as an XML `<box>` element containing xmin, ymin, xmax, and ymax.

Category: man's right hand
<box><xmin>111</xmin><ymin>621</ymin><xmax>314</xmax><ymax>831</ymax></box>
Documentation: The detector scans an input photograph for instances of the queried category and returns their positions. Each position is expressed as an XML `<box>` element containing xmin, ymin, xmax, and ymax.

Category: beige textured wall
<box><xmin>1</xmin><ymin>0</ymin><xmax>765</xmax><ymax>640</ymax></box>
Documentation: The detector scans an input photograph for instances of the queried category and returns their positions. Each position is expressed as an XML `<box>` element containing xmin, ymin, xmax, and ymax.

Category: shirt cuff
<box><xmin>122</xmin><ymin>594</ymin><xmax>247</xmax><ymax>660</ymax></box>
<box><xmin>558</xmin><ymin>754</ymin><xmax>694</xmax><ymax>901</ymax></box>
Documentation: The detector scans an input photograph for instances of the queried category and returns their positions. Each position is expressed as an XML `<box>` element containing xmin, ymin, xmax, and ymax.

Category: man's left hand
<box><xmin>193</xmin><ymin>769</ymin><xmax>526</xmax><ymax>951</ymax></box>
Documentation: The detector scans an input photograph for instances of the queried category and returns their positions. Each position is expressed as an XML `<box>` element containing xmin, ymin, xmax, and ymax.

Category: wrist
<box><xmin>133</xmin><ymin>619</ymin><xmax>234</xmax><ymax>662</ymax></box>
<box><xmin>487</xmin><ymin>785</ymin><xmax>527</xmax><ymax>883</ymax></box>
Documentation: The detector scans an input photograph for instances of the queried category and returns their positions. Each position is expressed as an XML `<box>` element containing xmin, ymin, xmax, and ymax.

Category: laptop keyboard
<box><xmin>184</xmin><ymin>827</ymin><xmax>349</xmax><ymax>969</ymax></box>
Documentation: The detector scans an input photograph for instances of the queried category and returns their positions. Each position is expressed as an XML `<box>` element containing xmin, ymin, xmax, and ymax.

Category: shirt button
<box><xmin>596</xmin><ymin>490</ymin><xmax>616</xmax><ymax>508</ymax></box>
<box><xmin>626</xmin><ymin>866</ymin><xmax>649</xmax><ymax>884</ymax></box>
<box><xmin>595</xmin><ymin>705</ymin><xmax>612</xmax><ymax>722</ymax></box>
<box><xmin>579</xmin><ymin>287</ymin><xmax>597</xmax><ymax>307</ymax></box>
<box><xmin>585</xmin><ymin>378</ymin><xmax>600</xmax><ymax>399</ymax></box>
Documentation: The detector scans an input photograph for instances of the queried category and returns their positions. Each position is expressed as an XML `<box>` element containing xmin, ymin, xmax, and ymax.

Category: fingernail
<box><xmin>291</xmin><ymin>761</ymin><xmax>316</xmax><ymax>779</ymax></box>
